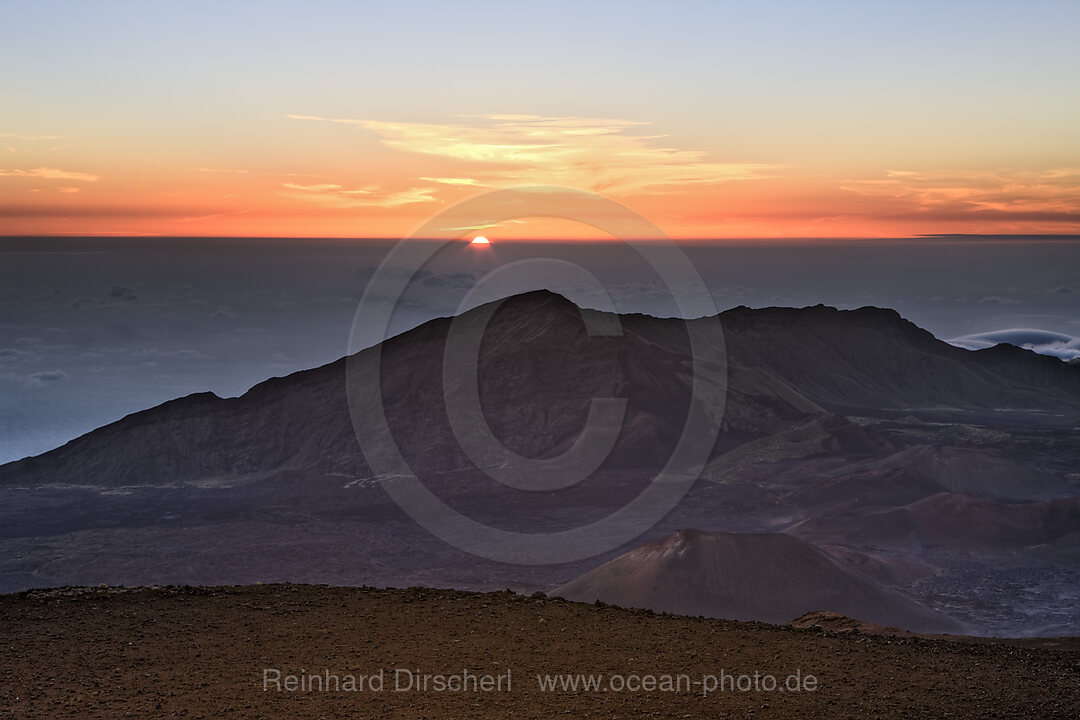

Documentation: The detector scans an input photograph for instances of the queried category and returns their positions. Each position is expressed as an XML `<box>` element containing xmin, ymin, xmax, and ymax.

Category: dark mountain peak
<box><xmin>978</xmin><ymin>341</ymin><xmax>1046</xmax><ymax>358</ymax></box>
<box><xmin>482</xmin><ymin>288</ymin><xmax>594</xmax><ymax>332</ymax></box>
<box><xmin>720</xmin><ymin>302</ymin><xmax>915</xmax><ymax>332</ymax></box>
<box><xmin>967</xmin><ymin>339</ymin><xmax>1080</xmax><ymax>389</ymax></box>
<box><xmin>495</xmin><ymin>287</ymin><xmax>578</xmax><ymax>308</ymax></box>
<box><xmin>710</xmin><ymin>299</ymin><xmax>1080</xmax><ymax>415</ymax></box>
<box><xmin>850</xmin><ymin>304</ymin><xmax>905</xmax><ymax>321</ymax></box>
<box><xmin>3</xmin><ymin>292</ymin><xmax>1079</xmax><ymax>487</ymax></box>
<box><xmin>376</xmin><ymin>289</ymin><xmax>592</xmax><ymax>358</ymax></box>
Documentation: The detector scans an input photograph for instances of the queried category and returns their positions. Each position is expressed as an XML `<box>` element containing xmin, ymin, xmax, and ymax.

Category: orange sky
<box><xmin>4</xmin><ymin>114</ymin><xmax>1078</xmax><ymax>240</ymax></box>
<box><xmin>2</xmin><ymin>3</ymin><xmax>1079</xmax><ymax>239</ymax></box>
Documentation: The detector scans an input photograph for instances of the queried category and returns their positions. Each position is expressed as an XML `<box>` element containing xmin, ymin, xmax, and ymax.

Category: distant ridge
<box><xmin>2</xmin><ymin>290</ymin><xmax>1078</xmax><ymax>487</ymax></box>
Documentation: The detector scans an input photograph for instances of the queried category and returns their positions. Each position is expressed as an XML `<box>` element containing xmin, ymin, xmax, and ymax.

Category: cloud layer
<box><xmin>949</xmin><ymin>329</ymin><xmax>1080</xmax><ymax>362</ymax></box>
<box><xmin>843</xmin><ymin>168</ymin><xmax>1080</xmax><ymax>224</ymax></box>
<box><xmin>289</xmin><ymin>113</ymin><xmax>773</xmax><ymax>196</ymax></box>
<box><xmin>0</xmin><ymin>166</ymin><xmax>99</xmax><ymax>182</ymax></box>
<box><xmin>279</xmin><ymin>183</ymin><xmax>439</xmax><ymax>209</ymax></box>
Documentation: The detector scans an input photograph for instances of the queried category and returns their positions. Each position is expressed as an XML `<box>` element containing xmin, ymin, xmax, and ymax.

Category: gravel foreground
<box><xmin>2</xmin><ymin>584</ymin><xmax>1078</xmax><ymax>719</ymax></box>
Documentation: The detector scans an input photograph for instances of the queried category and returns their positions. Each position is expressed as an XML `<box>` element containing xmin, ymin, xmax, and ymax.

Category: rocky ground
<box><xmin>2</xmin><ymin>584</ymin><xmax>1078</xmax><ymax>719</ymax></box>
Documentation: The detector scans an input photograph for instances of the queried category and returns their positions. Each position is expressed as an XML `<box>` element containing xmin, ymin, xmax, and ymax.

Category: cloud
<box><xmin>133</xmin><ymin>348</ymin><xmax>209</xmax><ymax>360</ymax></box>
<box><xmin>419</xmin><ymin>177</ymin><xmax>487</xmax><ymax>187</ymax></box>
<box><xmin>421</xmin><ymin>271</ymin><xmax>478</xmax><ymax>290</ymax></box>
<box><xmin>841</xmin><ymin>168</ymin><xmax>1080</xmax><ymax>223</ymax></box>
<box><xmin>348</xmin><ymin>266</ymin><xmax>433</xmax><ymax>284</ymax></box>
<box><xmin>189</xmin><ymin>167</ymin><xmax>323</xmax><ymax>179</ymax></box>
<box><xmin>282</xmin><ymin>182</ymin><xmax>373</xmax><ymax>194</ymax></box>
<box><xmin>0</xmin><ymin>167</ymin><xmax>100</xmax><ymax>182</ymax></box>
<box><xmin>57</xmin><ymin>186</ymin><xmax>81</xmax><ymax>194</ymax></box>
<box><xmin>173</xmin><ymin>209</ymin><xmax>252</xmax><ymax>224</ymax></box>
<box><xmin>286</xmin><ymin>114</ymin><xmax>365</xmax><ymax>125</ymax></box>
<box><xmin>978</xmin><ymin>295</ymin><xmax>1020</xmax><ymax>305</ymax></box>
<box><xmin>0</xmin><ymin>133</ymin><xmax>58</xmax><ymax>140</ymax></box>
<box><xmin>280</xmin><ymin>182</ymin><xmax>439</xmax><ymax>208</ymax></box>
<box><xmin>106</xmin><ymin>286</ymin><xmax>137</xmax><ymax>302</ymax></box>
<box><xmin>0</xmin><ymin>133</ymin><xmax>62</xmax><ymax>156</ymax></box>
<box><xmin>949</xmin><ymin>329</ymin><xmax>1080</xmax><ymax>362</ymax></box>
<box><xmin>0</xmin><ymin>204</ymin><xmax>213</xmax><ymax>219</ymax></box>
<box><xmin>189</xmin><ymin>166</ymin><xmax>252</xmax><ymax>175</ymax></box>
<box><xmin>0</xmin><ymin>348</ymin><xmax>36</xmax><ymax>362</ymax></box>
<box><xmin>289</xmin><ymin>113</ymin><xmax>774</xmax><ymax>195</ymax></box>
<box><xmin>27</xmin><ymin>369</ymin><xmax>68</xmax><ymax>385</ymax></box>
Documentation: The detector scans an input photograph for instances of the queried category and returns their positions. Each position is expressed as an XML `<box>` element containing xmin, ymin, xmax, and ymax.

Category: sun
<box><xmin>470</xmin><ymin>236</ymin><xmax>491</xmax><ymax>245</ymax></box>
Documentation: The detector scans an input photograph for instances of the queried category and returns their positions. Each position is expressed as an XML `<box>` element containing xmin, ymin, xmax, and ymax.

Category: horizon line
<box><xmin>3</xmin><ymin>233</ymin><xmax>1080</xmax><ymax>244</ymax></box>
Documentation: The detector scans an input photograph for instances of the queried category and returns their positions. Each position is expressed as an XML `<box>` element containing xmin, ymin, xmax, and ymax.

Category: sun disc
<box><xmin>471</xmin><ymin>236</ymin><xmax>490</xmax><ymax>244</ymax></box>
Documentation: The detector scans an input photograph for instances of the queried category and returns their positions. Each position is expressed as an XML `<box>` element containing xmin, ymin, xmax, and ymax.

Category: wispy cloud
<box><xmin>285</xmin><ymin>114</ymin><xmax>365</xmax><ymax>126</ymax></box>
<box><xmin>189</xmin><ymin>166</ymin><xmax>323</xmax><ymax>179</ymax></box>
<box><xmin>289</xmin><ymin>113</ymin><xmax>774</xmax><ymax>195</ymax></box>
<box><xmin>281</xmin><ymin>182</ymin><xmax>377</xmax><ymax>194</ymax></box>
<box><xmin>26</xmin><ymin>369</ymin><xmax>68</xmax><ymax>385</ymax></box>
<box><xmin>0</xmin><ymin>134</ymin><xmax>62</xmax><ymax>157</ymax></box>
<box><xmin>189</xmin><ymin>166</ymin><xmax>252</xmax><ymax>175</ymax></box>
<box><xmin>0</xmin><ymin>167</ymin><xmax>100</xmax><ymax>182</ymax></box>
<box><xmin>419</xmin><ymin>176</ymin><xmax>487</xmax><ymax>187</ymax></box>
<box><xmin>280</xmin><ymin>183</ymin><xmax>440</xmax><ymax>208</ymax></box>
<box><xmin>842</xmin><ymin>168</ymin><xmax>1080</xmax><ymax>222</ymax></box>
<box><xmin>978</xmin><ymin>295</ymin><xmax>1020</xmax><ymax>305</ymax></box>
<box><xmin>173</xmin><ymin>209</ymin><xmax>252</xmax><ymax>224</ymax></box>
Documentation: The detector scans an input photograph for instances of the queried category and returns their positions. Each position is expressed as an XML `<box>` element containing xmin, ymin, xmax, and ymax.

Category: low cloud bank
<box><xmin>949</xmin><ymin>329</ymin><xmax>1080</xmax><ymax>362</ymax></box>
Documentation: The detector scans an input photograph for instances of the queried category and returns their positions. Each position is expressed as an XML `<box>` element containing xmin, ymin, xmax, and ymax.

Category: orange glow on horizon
<box><xmin>2</xmin><ymin>114</ymin><xmax>1078</xmax><ymax>240</ymax></box>
<box><xmin>5</xmin><ymin>1</ymin><xmax>1080</xmax><ymax>242</ymax></box>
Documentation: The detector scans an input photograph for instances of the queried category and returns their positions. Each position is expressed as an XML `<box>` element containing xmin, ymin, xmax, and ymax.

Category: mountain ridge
<box><xmin>2</xmin><ymin>290</ymin><xmax>1078</xmax><ymax>487</ymax></box>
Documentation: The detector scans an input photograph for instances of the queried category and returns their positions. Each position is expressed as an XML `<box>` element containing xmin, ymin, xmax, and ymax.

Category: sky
<box><xmin>2</xmin><ymin>0</ymin><xmax>1080</xmax><ymax>238</ymax></box>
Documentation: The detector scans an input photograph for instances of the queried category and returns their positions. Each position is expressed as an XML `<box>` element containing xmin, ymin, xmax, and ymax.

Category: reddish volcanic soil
<box><xmin>1</xmin><ymin>584</ymin><xmax>1078</xmax><ymax>719</ymax></box>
